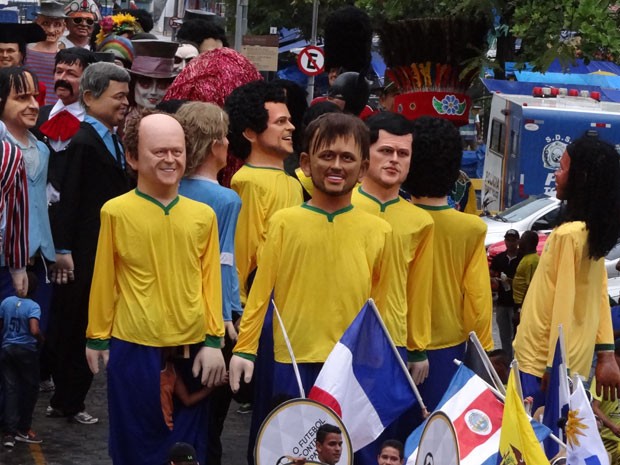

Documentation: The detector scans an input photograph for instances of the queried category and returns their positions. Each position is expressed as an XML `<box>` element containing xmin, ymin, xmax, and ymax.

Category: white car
<box><xmin>482</xmin><ymin>195</ymin><xmax>562</xmax><ymax>247</ymax></box>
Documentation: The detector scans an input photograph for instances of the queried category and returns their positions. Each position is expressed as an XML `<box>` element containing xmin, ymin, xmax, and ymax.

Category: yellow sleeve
<box><xmin>596</xmin><ymin>272</ymin><xmax>614</xmax><ymax>350</ymax></box>
<box><xmin>233</xmin><ymin>216</ymin><xmax>282</xmax><ymax>357</ymax></box>
<box><xmin>202</xmin><ymin>215</ymin><xmax>225</xmax><ymax>339</ymax></box>
<box><xmin>87</xmin><ymin>207</ymin><xmax>117</xmax><ymax>340</ymax></box>
<box><xmin>546</xmin><ymin>233</ymin><xmax>577</xmax><ymax>369</ymax></box>
<box><xmin>407</xmin><ymin>221</ymin><xmax>434</xmax><ymax>352</ymax></box>
<box><xmin>233</xmin><ymin>181</ymin><xmax>267</xmax><ymax>305</ymax></box>
<box><xmin>463</xmin><ymin>232</ymin><xmax>493</xmax><ymax>350</ymax></box>
<box><xmin>371</xmin><ymin>227</ymin><xmax>394</xmax><ymax>322</ymax></box>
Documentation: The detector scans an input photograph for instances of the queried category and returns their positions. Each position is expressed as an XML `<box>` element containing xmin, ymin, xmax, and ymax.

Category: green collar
<box><xmin>415</xmin><ymin>203</ymin><xmax>452</xmax><ymax>211</ymax></box>
<box><xmin>245</xmin><ymin>163</ymin><xmax>284</xmax><ymax>172</ymax></box>
<box><xmin>135</xmin><ymin>189</ymin><xmax>180</xmax><ymax>215</ymax></box>
<box><xmin>301</xmin><ymin>203</ymin><xmax>354</xmax><ymax>223</ymax></box>
<box><xmin>357</xmin><ymin>186</ymin><xmax>400</xmax><ymax>212</ymax></box>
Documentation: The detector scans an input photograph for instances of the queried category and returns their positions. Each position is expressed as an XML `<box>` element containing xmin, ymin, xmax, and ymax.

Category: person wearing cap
<box><xmin>61</xmin><ymin>0</ymin><xmax>102</xmax><ymax>50</ymax></box>
<box><xmin>168</xmin><ymin>442</ymin><xmax>199</xmax><ymax>465</ymax></box>
<box><xmin>0</xmin><ymin>23</ymin><xmax>48</xmax><ymax>106</ymax></box>
<box><xmin>490</xmin><ymin>228</ymin><xmax>523</xmax><ymax>360</ymax></box>
<box><xmin>26</xmin><ymin>1</ymin><xmax>68</xmax><ymax>106</ymax></box>
<box><xmin>97</xmin><ymin>34</ymin><xmax>134</xmax><ymax>68</ymax></box>
<box><xmin>126</xmin><ymin>40</ymin><xmax>179</xmax><ymax>123</ymax></box>
<box><xmin>402</xmin><ymin>116</ymin><xmax>492</xmax><ymax>413</ymax></box>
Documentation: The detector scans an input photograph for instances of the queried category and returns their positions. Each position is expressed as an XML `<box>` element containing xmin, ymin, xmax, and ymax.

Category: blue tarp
<box><xmin>515</xmin><ymin>71</ymin><xmax>620</xmax><ymax>88</ymax></box>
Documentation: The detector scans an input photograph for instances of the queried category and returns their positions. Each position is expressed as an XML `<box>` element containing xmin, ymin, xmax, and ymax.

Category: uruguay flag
<box><xmin>543</xmin><ymin>331</ymin><xmax>570</xmax><ymax>458</ymax></box>
<box><xmin>567</xmin><ymin>377</ymin><xmax>609</xmax><ymax>465</ymax></box>
<box><xmin>308</xmin><ymin>300</ymin><xmax>417</xmax><ymax>452</ymax></box>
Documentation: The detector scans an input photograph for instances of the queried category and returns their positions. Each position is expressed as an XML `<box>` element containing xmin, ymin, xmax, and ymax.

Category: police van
<box><xmin>481</xmin><ymin>88</ymin><xmax>620</xmax><ymax>213</ymax></box>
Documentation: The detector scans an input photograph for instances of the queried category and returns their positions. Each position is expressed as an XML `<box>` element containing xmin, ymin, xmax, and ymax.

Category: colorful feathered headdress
<box><xmin>96</xmin><ymin>12</ymin><xmax>143</xmax><ymax>45</ymax></box>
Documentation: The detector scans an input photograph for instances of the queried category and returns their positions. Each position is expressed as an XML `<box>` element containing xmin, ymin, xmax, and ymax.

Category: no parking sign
<box><xmin>297</xmin><ymin>45</ymin><xmax>325</xmax><ymax>76</ymax></box>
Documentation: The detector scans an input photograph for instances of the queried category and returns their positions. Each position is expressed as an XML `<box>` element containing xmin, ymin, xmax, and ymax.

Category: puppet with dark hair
<box><xmin>377</xmin><ymin>15</ymin><xmax>489</xmax><ymax>126</ymax></box>
<box><xmin>322</xmin><ymin>5</ymin><xmax>372</xmax><ymax>116</ymax></box>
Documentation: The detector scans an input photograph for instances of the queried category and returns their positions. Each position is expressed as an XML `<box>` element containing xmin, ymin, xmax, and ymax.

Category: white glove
<box><xmin>192</xmin><ymin>346</ymin><xmax>226</xmax><ymax>387</ymax></box>
<box><xmin>225</xmin><ymin>321</ymin><xmax>238</xmax><ymax>343</ymax></box>
<box><xmin>85</xmin><ymin>347</ymin><xmax>109</xmax><ymax>374</ymax></box>
<box><xmin>408</xmin><ymin>359</ymin><xmax>430</xmax><ymax>385</ymax></box>
<box><xmin>229</xmin><ymin>354</ymin><xmax>255</xmax><ymax>393</ymax></box>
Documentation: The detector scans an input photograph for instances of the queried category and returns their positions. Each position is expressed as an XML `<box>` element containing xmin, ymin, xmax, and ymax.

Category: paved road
<box><xmin>0</xmin><ymin>372</ymin><xmax>251</xmax><ymax>465</ymax></box>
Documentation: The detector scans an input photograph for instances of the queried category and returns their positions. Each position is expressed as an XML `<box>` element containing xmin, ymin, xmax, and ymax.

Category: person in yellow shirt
<box><xmin>351</xmin><ymin>110</ymin><xmax>433</xmax><ymax>462</ymax></box>
<box><xmin>514</xmin><ymin>134</ymin><xmax>620</xmax><ymax>409</ymax></box>
<box><xmin>85</xmin><ymin>112</ymin><xmax>226</xmax><ymax>465</ymax></box>
<box><xmin>229</xmin><ymin>113</ymin><xmax>393</xmax><ymax>454</ymax></box>
<box><xmin>512</xmin><ymin>230</ymin><xmax>540</xmax><ymax>331</ymax></box>
<box><xmin>224</xmin><ymin>80</ymin><xmax>303</xmax><ymax>305</ymax></box>
<box><xmin>402</xmin><ymin>116</ymin><xmax>492</xmax><ymax>412</ymax></box>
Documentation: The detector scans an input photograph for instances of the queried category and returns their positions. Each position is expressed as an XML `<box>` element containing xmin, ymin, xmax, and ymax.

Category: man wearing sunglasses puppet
<box><xmin>60</xmin><ymin>0</ymin><xmax>101</xmax><ymax>50</ymax></box>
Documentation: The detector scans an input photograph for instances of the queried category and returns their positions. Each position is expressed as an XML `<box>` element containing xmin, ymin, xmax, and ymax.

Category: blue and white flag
<box><xmin>543</xmin><ymin>328</ymin><xmax>570</xmax><ymax>458</ymax></box>
<box><xmin>308</xmin><ymin>300</ymin><xmax>417</xmax><ymax>452</ymax></box>
<box><xmin>566</xmin><ymin>376</ymin><xmax>609</xmax><ymax>465</ymax></box>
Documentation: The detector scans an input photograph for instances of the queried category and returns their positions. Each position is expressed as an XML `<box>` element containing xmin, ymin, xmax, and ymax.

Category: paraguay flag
<box><xmin>308</xmin><ymin>300</ymin><xmax>417</xmax><ymax>452</ymax></box>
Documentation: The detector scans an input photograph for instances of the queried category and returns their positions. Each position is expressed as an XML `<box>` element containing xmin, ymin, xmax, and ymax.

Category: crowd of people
<box><xmin>1</xmin><ymin>3</ymin><xmax>620</xmax><ymax>465</ymax></box>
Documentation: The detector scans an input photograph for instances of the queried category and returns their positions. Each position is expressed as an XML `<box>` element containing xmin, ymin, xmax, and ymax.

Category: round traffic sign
<box><xmin>297</xmin><ymin>45</ymin><xmax>325</xmax><ymax>76</ymax></box>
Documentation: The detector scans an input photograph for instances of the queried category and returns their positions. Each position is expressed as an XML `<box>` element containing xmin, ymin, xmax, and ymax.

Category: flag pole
<box><xmin>272</xmin><ymin>299</ymin><xmax>305</xmax><ymax>398</ymax></box>
<box><xmin>469</xmin><ymin>331</ymin><xmax>506</xmax><ymax>395</ymax></box>
<box><xmin>454</xmin><ymin>359</ymin><xmax>566</xmax><ymax>448</ymax></box>
<box><xmin>368</xmin><ymin>299</ymin><xmax>429</xmax><ymax>417</ymax></box>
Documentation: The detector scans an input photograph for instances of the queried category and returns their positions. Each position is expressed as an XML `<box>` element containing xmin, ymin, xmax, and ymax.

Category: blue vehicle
<box><xmin>482</xmin><ymin>90</ymin><xmax>620</xmax><ymax>213</ymax></box>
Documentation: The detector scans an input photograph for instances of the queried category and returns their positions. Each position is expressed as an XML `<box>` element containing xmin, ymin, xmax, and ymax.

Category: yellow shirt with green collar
<box><xmin>416</xmin><ymin>203</ymin><xmax>492</xmax><ymax>350</ymax></box>
<box><xmin>86</xmin><ymin>189</ymin><xmax>224</xmax><ymax>348</ymax></box>
<box><xmin>233</xmin><ymin>203</ymin><xmax>393</xmax><ymax>363</ymax></box>
<box><xmin>514</xmin><ymin>221</ymin><xmax>614</xmax><ymax>378</ymax></box>
<box><xmin>352</xmin><ymin>186</ymin><xmax>434</xmax><ymax>359</ymax></box>
<box><xmin>231</xmin><ymin>164</ymin><xmax>303</xmax><ymax>306</ymax></box>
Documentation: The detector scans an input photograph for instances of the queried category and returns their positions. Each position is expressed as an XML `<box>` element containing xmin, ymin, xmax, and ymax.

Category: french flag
<box><xmin>308</xmin><ymin>300</ymin><xmax>418</xmax><ymax>452</ymax></box>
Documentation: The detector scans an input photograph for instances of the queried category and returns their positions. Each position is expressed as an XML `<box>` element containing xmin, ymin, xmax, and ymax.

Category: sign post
<box><xmin>297</xmin><ymin>45</ymin><xmax>324</xmax><ymax>77</ymax></box>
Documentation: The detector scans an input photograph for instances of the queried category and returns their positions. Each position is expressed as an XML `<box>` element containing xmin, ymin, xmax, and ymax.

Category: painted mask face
<box><xmin>134</xmin><ymin>76</ymin><xmax>173</xmax><ymax>109</ymax></box>
<box><xmin>173</xmin><ymin>43</ymin><xmax>199</xmax><ymax>72</ymax></box>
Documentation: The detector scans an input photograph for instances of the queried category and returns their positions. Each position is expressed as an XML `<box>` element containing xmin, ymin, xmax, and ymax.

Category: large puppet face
<box><xmin>174</xmin><ymin>43</ymin><xmax>199</xmax><ymax>72</ymax></box>
<box><xmin>134</xmin><ymin>75</ymin><xmax>173</xmax><ymax>110</ymax></box>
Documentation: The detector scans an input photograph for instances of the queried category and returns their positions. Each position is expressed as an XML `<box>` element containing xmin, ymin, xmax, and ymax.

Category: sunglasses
<box><xmin>71</xmin><ymin>17</ymin><xmax>95</xmax><ymax>26</ymax></box>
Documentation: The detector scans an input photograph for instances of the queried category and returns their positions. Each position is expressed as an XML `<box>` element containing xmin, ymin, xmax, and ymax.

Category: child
<box><xmin>160</xmin><ymin>347</ymin><xmax>226</xmax><ymax>430</ymax></box>
<box><xmin>1</xmin><ymin>271</ymin><xmax>43</xmax><ymax>448</ymax></box>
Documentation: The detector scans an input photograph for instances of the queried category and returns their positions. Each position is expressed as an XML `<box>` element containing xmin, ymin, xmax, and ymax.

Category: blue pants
<box><xmin>0</xmin><ymin>344</ymin><xmax>39</xmax><ymax>434</ymax></box>
<box><xmin>107</xmin><ymin>339</ymin><xmax>209</xmax><ymax>465</ymax></box>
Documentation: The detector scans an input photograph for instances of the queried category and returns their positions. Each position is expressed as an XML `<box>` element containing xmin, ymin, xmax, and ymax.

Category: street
<box><xmin>0</xmin><ymin>373</ymin><xmax>251</xmax><ymax>465</ymax></box>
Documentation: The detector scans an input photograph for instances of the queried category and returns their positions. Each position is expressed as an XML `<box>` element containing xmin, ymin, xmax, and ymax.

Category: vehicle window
<box><xmin>531</xmin><ymin>207</ymin><xmax>561</xmax><ymax>231</ymax></box>
<box><xmin>606</xmin><ymin>242</ymin><xmax>620</xmax><ymax>261</ymax></box>
<box><xmin>489</xmin><ymin>119</ymin><xmax>506</xmax><ymax>156</ymax></box>
<box><xmin>496</xmin><ymin>195</ymin><xmax>554</xmax><ymax>222</ymax></box>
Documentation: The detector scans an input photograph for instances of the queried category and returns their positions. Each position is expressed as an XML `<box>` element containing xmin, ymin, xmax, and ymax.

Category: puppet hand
<box><xmin>85</xmin><ymin>347</ymin><xmax>109</xmax><ymax>374</ymax></box>
<box><xmin>225</xmin><ymin>321</ymin><xmax>238</xmax><ymax>343</ymax></box>
<box><xmin>192</xmin><ymin>346</ymin><xmax>226</xmax><ymax>387</ymax></box>
<box><xmin>408</xmin><ymin>359</ymin><xmax>430</xmax><ymax>385</ymax></box>
<box><xmin>229</xmin><ymin>354</ymin><xmax>254</xmax><ymax>393</ymax></box>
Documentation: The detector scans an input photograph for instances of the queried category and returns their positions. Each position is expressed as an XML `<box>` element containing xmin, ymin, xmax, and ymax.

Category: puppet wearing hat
<box><xmin>26</xmin><ymin>2</ymin><xmax>68</xmax><ymax>105</ymax></box>
<box><xmin>61</xmin><ymin>0</ymin><xmax>102</xmax><ymax>50</ymax></box>
<box><xmin>377</xmin><ymin>16</ymin><xmax>488</xmax><ymax>126</ymax></box>
<box><xmin>128</xmin><ymin>40</ymin><xmax>179</xmax><ymax>114</ymax></box>
<box><xmin>316</xmin><ymin>6</ymin><xmax>373</xmax><ymax>118</ymax></box>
